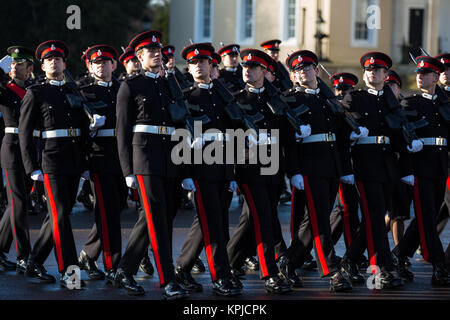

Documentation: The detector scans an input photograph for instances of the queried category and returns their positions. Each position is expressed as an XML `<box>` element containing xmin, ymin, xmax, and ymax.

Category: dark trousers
<box><xmin>346</xmin><ymin>180</ymin><xmax>394</xmax><ymax>273</ymax></box>
<box><xmin>82</xmin><ymin>173</ymin><xmax>124</xmax><ymax>271</ymax></box>
<box><xmin>287</xmin><ymin>176</ymin><xmax>340</xmax><ymax>277</ymax></box>
<box><xmin>395</xmin><ymin>177</ymin><xmax>446</xmax><ymax>264</ymax></box>
<box><xmin>227</xmin><ymin>183</ymin><xmax>280</xmax><ymax>279</ymax></box>
<box><xmin>0</xmin><ymin>169</ymin><xmax>33</xmax><ymax>259</ymax></box>
<box><xmin>176</xmin><ymin>181</ymin><xmax>232</xmax><ymax>281</ymax></box>
<box><xmin>118</xmin><ymin>175</ymin><xmax>178</xmax><ymax>286</ymax></box>
<box><xmin>330</xmin><ymin>182</ymin><xmax>361</xmax><ymax>248</ymax></box>
<box><xmin>436</xmin><ymin>177</ymin><xmax>450</xmax><ymax>234</ymax></box>
<box><xmin>30</xmin><ymin>174</ymin><xmax>79</xmax><ymax>273</ymax></box>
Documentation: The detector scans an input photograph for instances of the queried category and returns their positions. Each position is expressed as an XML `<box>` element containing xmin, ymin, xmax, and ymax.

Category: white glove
<box><xmin>400</xmin><ymin>175</ymin><xmax>415</xmax><ymax>186</ymax></box>
<box><xmin>228</xmin><ymin>181</ymin><xmax>237</xmax><ymax>193</ymax></box>
<box><xmin>31</xmin><ymin>170</ymin><xmax>44</xmax><ymax>182</ymax></box>
<box><xmin>89</xmin><ymin>114</ymin><xmax>106</xmax><ymax>130</ymax></box>
<box><xmin>81</xmin><ymin>170</ymin><xmax>90</xmax><ymax>181</ymax></box>
<box><xmin>295</xmin><ymin>124</ymin><xmax>312</xmax><ymax>141</ymax></box>
<box><xmin>407</xmin><ymin>139</ymin><xmax>423</xmax><ymax>153</ymax></box>
<box><xmin>350</xmin><ymin>126</ymin><xmax>369</xmax><ymax>141</ymax></box>
<box><xmin>181</xmin><ymin>178</ymin><xmax>196</xmax><ymax>192</ymax></box>
<box><xmin>248</xmin><ymin>134</ymin><xmax>258</xmax><ymax>148</ymax></box>
<box><xmin>125</xmin><ymin>175</ymin><xmax>137</xmax><ymax>189</ymax></box>
<box><xmin>290</xmin><ymin>174</ymin><xmax>304</xmax><ymax>190</ymax></box>
<box><xmin>190</xmin><ymin>137</ymin><xmax>205</xmax><ymax>150</ymax></box>
<box><xmin>340</xmin><ymin>174</ymin><xmax>355</xmax><ymax>185</ymax></box>
<box><xmin>258</xmin><ymin>132</ymin><xmax>269</xmax><ymax>145</ymax></box>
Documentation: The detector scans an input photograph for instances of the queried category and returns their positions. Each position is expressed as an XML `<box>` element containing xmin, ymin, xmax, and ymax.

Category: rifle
<box><xmin>64</xmin><ymin>69</ymin><xmax>107</xmax><ymax>123</ymax></box>
<box><xmin>263</xmin><ymin>78</ymin><xmax>309</xmax><ymax>135</ymax></box>
<box><xmin>213</xmin><ymin>78</ymin><xmax>263</xmax><ymax>133</ymax></box>
<box><xmin>410</xmin><ymin>50</ymin><xmax>450</xmax><ymax>122</ymax></box>
<box><xmin>315</xmin><ymin>75</ymin><xmax>361</xmax><ymax>134</ymax></box>
<box><xmin>161</xmin><ymin>55</ymin><xmax>209</xmax><ymax>138</ymax></box>
<box><xmin>383</xmin><ymin>84</ymin><xmax>428</xmax><ymax>147</ymax></box>
<box><xmin>174</xmin><ymin>66</ymin><xmax>193</xmax><ymax>90</ymax></box>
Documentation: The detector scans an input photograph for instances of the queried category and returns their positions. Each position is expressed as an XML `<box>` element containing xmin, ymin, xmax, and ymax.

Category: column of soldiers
<box><xmin>0</xmin><ymin>29</ymin><xmax>448</xmax><ymax>300</ymax></box>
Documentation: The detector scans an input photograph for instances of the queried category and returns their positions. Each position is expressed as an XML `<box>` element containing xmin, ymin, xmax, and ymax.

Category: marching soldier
<box><xmin>218</xmin><ymin>44</ymin><xmax>245</xmax><ymax>92</ymax></box>
<box><xmin>19</xmin><ymin>40</ymin><xmax>104</xmax><ymax>288</ymax></box>
<box><xmin>115</xmin><ymin>30</ymin><xmax>187</xmax><ymax>299</ymax></box>
<box><xmin>260</xmin><ymin>39</ymin><xmax>293</xmax><ymax>92</ymax></box>
<box><xmin>340</xmin><ymin>52</ymin><xmax>420</xmax><ymax>289</ymax></box>
<box><xmin>175</xmin><ymin>42</ymin><xmax>241</xmax><ymax>296</ymax></box>
<box><xmin>118</xmin><ymin>46</ymin><xmax>141</xmax><ymax>81</ymax></box>
<box><xmin>392</xmin><ymin>56</ymin><xmax>450</xmax><ymax>287</ymax></box>
<box><xmin>0</xmin><ymin>46</ymin><xmax>36</xmax><ymax>272</ymax></box>
<box><xmin>227</xmin><ymin>48</ymin><xmax>294</xmax><ymax>293</ymax></box>
<box><xmin>282</xmin><ymin>50</ymin><xmax>354</xmax><ymax>292</ymax></box>
<box><xmin>76</xmin><ymin>45</ymin><xmax>125</xmax><ymax>284</ymax></box>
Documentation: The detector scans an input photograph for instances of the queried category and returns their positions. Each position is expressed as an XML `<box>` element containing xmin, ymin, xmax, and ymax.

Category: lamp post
<box><xmin>314</xmin><ymin>9</ymin><xmax>329</xmax><ymax>61</ymax></box>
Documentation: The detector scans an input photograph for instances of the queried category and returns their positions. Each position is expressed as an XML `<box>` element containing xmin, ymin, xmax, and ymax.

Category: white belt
<box><xmin>5</xmin><ymin>127</ymin><xmax>41</xmax><ymax>137</ymax></box>
<box><xmin>202</xmin><ymin>132</ymin><xmax>229</xmax><ymax>142</ymax></box>
<box><xmin>258</xmin><ymin>135</ymin><xmax>278</xmax><ymax>145</ymax></box>
<box><xmin>42</xmin><ymin>128</ymin><xmax>81</xmax><ymax>139</ymax></box>
<box><xmin>94</xmin><ymin>129</ymin><xmax>116</xmax><ymax>137</ymax></box>
<box><xmin>132</xmin><ymin>124</ymin><xmax>175</xmax><ymax>135</ymax></box>
<box><xmin>357</xmin><ymin>136</ymin><xmax>390</xmax><ymax>145</ymax></box>
<box><xmin>302</xmin><ymin>133</ymin><xmax>336</xmax><ymax>144</ymax></box>
<box><xmin>421</xmin><ymin>137</ymin><xmax>447</xmax><ymax>146</ymax></box>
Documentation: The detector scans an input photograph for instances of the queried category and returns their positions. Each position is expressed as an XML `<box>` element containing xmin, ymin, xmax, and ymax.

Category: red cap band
<box><xmin>291</xmin><ymin>56</ymin><xmax>315</xmax><ymax>69</ymax></box>
<box><xmin>41</xmin><ymin>47</ymin><xmax>65</xmax><ymax>59</ymax></box>
<box><xmin>186</xmin><ymin>49</ymin><xmax>211</xmax><ymax>60</ymax></box>
<box><xmin>364</xmin><ymin>58</ymin><xmax>388</xmax><ymax>68</ymax></box>
<box><xmin>90</xmin><ymin>51</ymin><xmax>114</xmax><ymax>61</ymax></box>
<box><xmin>417</xmin><ymin>61</ymin><xmax>441</xmax><ymax>73</ymax></box>
<box><xmin>135</xmin><ymin>39</ymin><xmax>160</xmax><ymax>51</ymax></box>
<box><xmin>333</xmin><ymin>78</ymin><xmax>355</xmax><ymax>86</ymax></box>
<box><xmin>243</xmin><ymin>55</ymin><xmax>268</xmax><ymax>68</ymax></box>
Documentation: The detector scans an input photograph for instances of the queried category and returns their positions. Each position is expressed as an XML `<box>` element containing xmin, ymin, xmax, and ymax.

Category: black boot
<box><xmin>192</xmin><ymin>257</ymin><xmax>206</xmax><ymax>273</ymax></box>
<box><xmin>78</xmin><ymin>250</ymin><xmax>105</xmax><ymax>280</ymax></box>
<box><xmin>212</xmin><ymin>278</ymin><xmax>242</xmax><ymax>297</ymax></box>
<box><xmin>431</xmin><ymin>263</ymin><xmax>449</xmax><ymax>287</ymax></box>
<box><xmin>375</xmin><ymin>271</ymin><xmax>404</xmax><ymax>289</ymax></box>
<box><xmin>329</xmin><ymin>270</ymin><xmax>352</xmax><ymax>292</ymax></box>
<box><xmin>115</xmin><ymin>269</ymin><xmax>145</xmax><ymax>296</ymax></box>
<box><xmin>105</xmin><ymin>269</ymin><xmax>116</xmax><ymax>284</ymax></box>
<box><xmin>278</xmin><ymin>256</ymin><xmax>303</xmax><ymax>288</ymax></box>
<box><xmin>175</xmin><ymin>266</ymin><xmax>203</xmax><ymax>292</ymax></box>
<box><xmin>25</xmin><ymin>260</ymin><xmax>55</xmax><ymax>283</ymax></box>
<box><xmin>244</xmin><ymin>256</ymin><xmax>259</xmax><ymax>271</ymax></box>
<box><xmin>0</xmin><ymin>252</ymin><xmax>16</xmax><ymax>271</ymax></box>
<box><xmin>162</xmin><ymin>280</ymin><xmax>189</xmax><ymax>300</ymax></box>
<box><xmin>341</xmin><ymin>257</ymin><xmax>365</xmax><ymax>284</ymax></box>
<box><xmin>264</xmin><ymin>275</ymin><xmax>292</xmax><ymax>294</ymax></box>
<box><xmin>139</xmin><ymin>252</ymin><xmax>154</xmax><ymax>276</ymax></box>
<box><xmin>16</xmin><ymin>258</ymin><xmax>28</xmax><ymax>274</ymax></box>
<box><xmin>392</xmin><ymin>252</ymin><xmax>414</xmax><ymax>281</ymax></box>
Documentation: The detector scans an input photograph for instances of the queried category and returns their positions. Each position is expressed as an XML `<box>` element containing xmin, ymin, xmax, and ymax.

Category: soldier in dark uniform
<box><xmin>340</xmin><ymin>52</ymin><xmax>420</xmax><ymax>289</ymax></box>
<box><xmin>281</xmin><ymin>50</ymin><xmax>354</xmax><ymax>292</ymax></box>
<box><xmin>115</xmin><ymin>30</ymin><xmax>188</xmax><ymax>299</ymax></box>
<box><xmin>327</xmin><ymin>73</ymin><xmax>362</xmax><ymax>254</ymax></box>
<box><xmin>392</xmin><ymin>56</ymin><xmax>450</xmax><ymax>287</ymax></box>
<box><xmin>0</xmin><ymin>46</ymin><xmax>36</xmax><ymax>272</ymax></box>
<box><xmin>218</xmin><ymin>44</ymin><xmax>245</xmax><ymax>92</ymax></box>
<box><xmin>75</xmin><ymin>45</ymin><xmax>125</xmax><ymax>284</ymax></box>
<box><xmin>118</xmin><ymin>46</ymin><xmax>141</xmax><ymax>81</ymax></box>
<box><xmin>226</xmin><ymin>48</ymin><xmax>294</xmax><ymax>293</ymax></box>
<box><xmin>174</xmin><ymin>43</ymin><xmax>242</xmax><ymax>296</ymax></box>
<box><xmin>19</xmin><ymin>40</ymin><xmax>104</xmax><ymax>288</ymax></box>
<box><xmin>260</xmin><ymin>39</ymin><xmax>293</xmax><ymax>92</ymax></box>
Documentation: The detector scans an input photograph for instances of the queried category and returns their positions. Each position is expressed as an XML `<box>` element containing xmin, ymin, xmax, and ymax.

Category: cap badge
<box><xmin>14</xmin><ymin>48</ymin><xmax>19</xmax><ymax>54</ymax></box>
<box><xmin>275</xmin><ymin>42</ymin><xmax>279</xmax><ymax>48</ymax></box>
<box><xmin>232</xmin><ymin>46</ymin><xmax>237</xmax><ymax>52</ymax></box>
<box><xmin>441</xmin><ymin>58</ymin><xmax>445</xmax><ymax>64</ymax></box>
<box><xmin>97</xmin><ymin>50</ymin><xmax>102</xmax><ymax>56</ymax></box>
<box><xmin>419</xmin><ymin>60</ymin><xmax>425</xmax><ymax>67</ymax></box>
<box><xmin>194</xmin><ymin>48</ymin><xmax>199</xmax><ymax>55</ymax></box>
<box><xmin>51</xmin><ymin>45</ymin><xmax>56</xmax><ymax>51</ymax></box>
<box><xmin>297</xmin><ymin>56</ymin><xmax>303</xmax><ymax>62</ymax></box>
<box><xmin>168</xmin><ymin>49</ymin><xmax>172</xmax><ymax>53</ymax></box>
<box><xmin>247</xmin><ymin>53</ymin><xmax>252</xmax><ymax>60</ymax></box>
<box><xmin>369</xmin><ymin>57</ymin><xmax>375</xmax><ymax>64</ymax></box>
<box><xmin>339</xmin><ymin>77</ymin><xmax>343</xmax><ymax>83</ymax></box>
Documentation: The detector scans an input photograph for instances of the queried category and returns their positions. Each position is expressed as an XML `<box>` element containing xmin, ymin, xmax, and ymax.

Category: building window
<box><xmin>280</xmin><ymin>0</ymin><xmax>299</xmax><ymax>45</ymax></box>
<box><xmin>194</xmin><ymin>0</ymin><xmax>214</xmax><ymax>42</ymax></box>
<box><xmin>350</xmin><ymin>0</ymin><xmax>379</xmax><ymax>48</ymax></box>
<box><xmin>236</xmin><ymin>0</ymin><xmax>255</xmax><ymax>44</ymax></box>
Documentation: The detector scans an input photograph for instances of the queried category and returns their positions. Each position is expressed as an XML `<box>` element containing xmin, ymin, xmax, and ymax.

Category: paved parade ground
<box><xmin>0</xmin><ymin>196</ymin><xmax>449</xmax><ymax>302</ymax></box>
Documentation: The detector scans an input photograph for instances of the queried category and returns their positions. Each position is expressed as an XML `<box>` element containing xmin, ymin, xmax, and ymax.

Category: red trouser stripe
<box><xmin>241</xmin><ymin>184</ymin><xmax>269</xmax><ymax>278</ymax></box>
<box><xmin>446</xmin><ymin>177</ymin><xmax>450</xmax><ymax>192</ymax></box>
<box><xmin>30</xmin><ymin>182</ymin><xmax>35</xmax><ymax>194</ymax></box>
<box><xmin>356</xmin><ymin>181</ymin><xmax>377</xmax><ymax>274</ymax></box>
<box><xmin>136</xmin><ymin>175</ymin><xmax>165</xmax><ymax>284</ymax></box>
<box><xmin>303</xmin><ymin>176</ymin><xmax>330</xmax><ymax>275</ymax></box>
<box><xmin>43</xmin><ymin>174</ymin><xmax>64</xmax><ymax>272</ymax></box>
<box><xmin>339</xmin><ymin>183</ymin><xmax>352</xmax><ymax>247</ymax></box>
<box><xmin>92</xmin><ymin>174</ymin><xmax>113</xmax><ymax>271</ymax></box>
<box><xmin>4</xmin><ymin>169</ymin><xmax>18</xmax><ymax>256</ymax></box>
<box><xmin>193</xmin><ymin>181</ymin><xmax>217</xmax><ymax>281</ymax></box>
<box><xmin>413</xmin><ymin>177</ymin><xmax>430</xmax><ymax>262</ymax></box>
<box><xmin>290</xmin><ymin>186</ymin><xmax>295</xmax><ymax>241</ymax></box>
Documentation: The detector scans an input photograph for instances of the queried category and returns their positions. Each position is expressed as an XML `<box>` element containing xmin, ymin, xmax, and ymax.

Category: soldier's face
<box><xmin>243</xmin><ymin>64</ymin><xmax>266</xmax><ymax>85</ymax></box>
<box><xmin>417</xmin><ymin>71</ymin><xmax>439</xmax><ymax>90</ymax></box>
<box><xmin>137</xmin><ymin>47</ymin><xmax>161</xmax><ymax>70</ymax></box>
<box><xmin>223</xmin><ymin>54</ymin><xmax>239</xmax><ymax>68</ymax></box>
<box><xmin>41</xmin><ymin>56</ymin><xmax>65</xmax><ymax>78</ymax></box>
<box><xmin>267</xmin><ymin>50</ymin><xmax>279</xmax><ymax>62</ymax></box>
<box><xmin>91</xmin><ymin>59</ymin><xmax>113</xmax><ymax>80</ymax></box>
<box><xmin>294</xmin><ymin>65</ymin><xmax>318</xmax><ymax>85</ymax></box>
<box><xmin>166</xmin><ymin>56</ymin><xmax>175</xmax><ymax>70</ymax></box>
<box><xmin>9</xmin><ymin>61</ymin><xmax>33</xmax><ymax>81</ymax></box>
<box><xmin>210</xmin><ymin>65</ymin><xmax>220</xmax><ymax>80</ymax></box>
<box><xmin>440</xmin><ymin>67</ymin><xmax>450</xmax><ymax>86</ymax></box>
<box><xmin>265</xmin><ymin>71</ymin><xmax>275</xmax><ymax>83</ymax></box>
<box><xmin>126</xmin><ymin>58</ymin><xmax>141</xmax><ymax>74</ymax></box>
<box><xmin>364</xmin><ymin>67</ymin><xmax>387</xmax><ymax>86</ymax></box>
<box><xmin>188</xmin><ymin>58</ymin><xmax>211</xmax><ymax>81</ymax></box>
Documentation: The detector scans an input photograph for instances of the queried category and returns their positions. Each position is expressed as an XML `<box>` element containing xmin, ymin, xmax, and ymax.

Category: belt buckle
<box><xmin>325</xmin><ymin>133</ymin><xmax>333</xmax><ymax>142</ymax></box>
<box><xmin>67</xmin><ymin>128</ymin><xmax>77</xmax><ymax>137</ymax></box>
<box><xmin>436</xmin><ymin>137</ymin><xmax>444</xmax><ymax>146</ymax></box>
<box><xmin>376</xmin><ymin>136</ymin><xmax>386</xmax><ymax>144</ymax></box>
<box><xmin>158</xmin><ymin>126</ymin><xmax>168</xmax><ymax>135</ymax></box>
